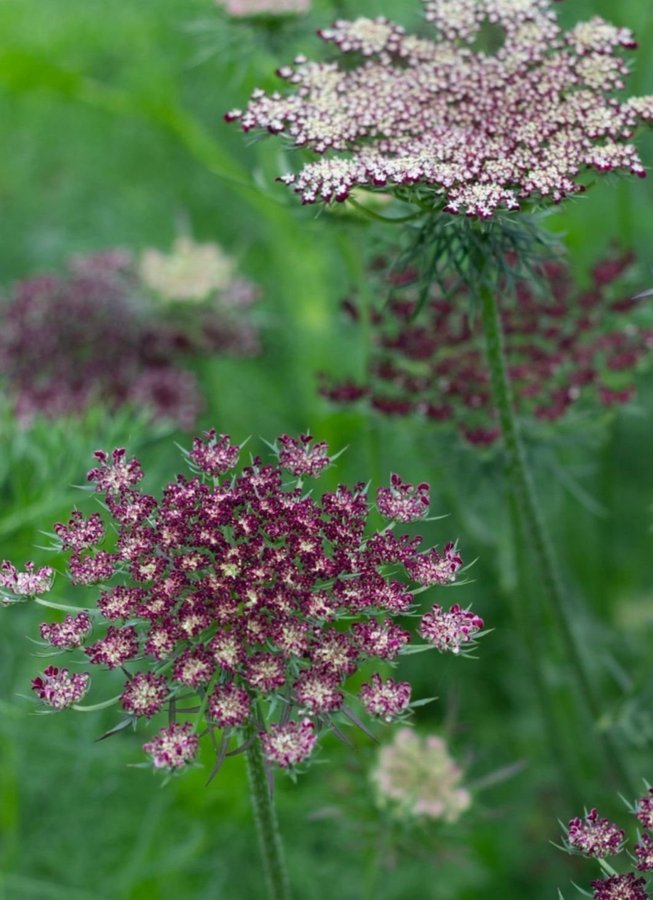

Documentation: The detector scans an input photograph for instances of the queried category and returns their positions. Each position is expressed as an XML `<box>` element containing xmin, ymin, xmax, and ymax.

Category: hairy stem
<box><xmin>245</xmin><ymin>735</ymin><xmax>292</xmax><ymax>900</ymax></box>
<box><xmin>478</xmin><ymin>281</ymin><xmax>634</xmax><ymax>794</ymax></box>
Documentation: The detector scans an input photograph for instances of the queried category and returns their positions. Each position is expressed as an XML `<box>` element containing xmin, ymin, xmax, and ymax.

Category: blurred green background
<box><xmin>1</xmin><ymin>1</ymin><xmax>653</xmax><ymax>897</ymax></box>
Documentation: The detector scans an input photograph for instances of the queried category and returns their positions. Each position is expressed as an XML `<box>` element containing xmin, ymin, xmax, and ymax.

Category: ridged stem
<box><xmin>245</xmin><ymin>736</ymin><xmax>292</xmax><ymax>900</ymax></box>
<box><xmin>478</xmin><ymin>281</ymin><xmax>635</xmax><ymax>795</ymax></box>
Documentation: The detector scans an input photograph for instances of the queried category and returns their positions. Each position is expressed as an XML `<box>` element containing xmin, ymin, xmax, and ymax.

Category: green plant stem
<box><xmin>478</xmin><ymin>281</ymin><xmax>635</xmax><ymax>795</ymax></box>
<box><xmin>245</xmin><ymin>735</ymin><xmax>292</xmax><ymax>900</ymax></box>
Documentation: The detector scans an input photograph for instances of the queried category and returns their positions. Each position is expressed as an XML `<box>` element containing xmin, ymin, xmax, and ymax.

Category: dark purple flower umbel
<box><xmin>321</xmin><ymin>252</ymin><xmax>653</xmax><ymax>445</ymax></box>
<box><xmin>3</xmin><ymin>431</ymin><xmax>484</xmax><ymax>774</ymax></box>
<box><xmin>0</xmin><ymin>247</ymin><xmax>260</xmax><ymax>428</ymax></box>
<box><xmin>227</xmin><ymin>0</ymin><xmax>653</xmax><ymax>217</ymax></box>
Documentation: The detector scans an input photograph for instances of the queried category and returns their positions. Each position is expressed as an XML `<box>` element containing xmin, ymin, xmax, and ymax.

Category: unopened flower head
<box><xmin>566</xmin><ymin>808</ymin><xmax>625</xmax><ymax>858</ymax></box>
<box><xmin>5</xmin><ymin>430</ymin><xmax>482</xmax><ymax>774</ymax></box>
<box><xmin>321</xmin><ymin>252</ymin><xmax>653</xmax><ymax>445</ymax></box>
<box><xmin>216</xmin><ymin>0</ymin><xmax>310</xmax><ymax>16</ymax></box>
<box><xmin>0</xmin><ymin>248</ymin><xmax>260</xmax><ymax>427</ymax></box>
<box><xmin>371</xmin><ymin>727</ymin><xmax>470</xmax><ymax>821</ymax></box>
<box><xmin>227</xmin><ymin>0</ymin><xmax>653</xmax><ymax>217</ymax></box>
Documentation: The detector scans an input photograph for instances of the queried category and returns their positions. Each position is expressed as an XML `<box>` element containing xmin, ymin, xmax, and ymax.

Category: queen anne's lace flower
<box><xmin>0</xmin><ymin>248</ymin><xmax>260</xmax><ymax>427</ymax></box>
<box><xmin>227</xmin><ymin>0</ymin><xmax>653</xmax><ymax>216</ymax></box>
<box><xmin>4</xmin><ymin>432</ymin><xmax>482</xmax><ymax>775</ymax></box>
<box><xmin>371</xmin><ymin>728</ymin><xmax>471</xmax><ymax>821</ymax></box>
<box><xmin>321</xmin><ymin>252</ymin><xmax>653</xmax><ymax>444</ymax></box>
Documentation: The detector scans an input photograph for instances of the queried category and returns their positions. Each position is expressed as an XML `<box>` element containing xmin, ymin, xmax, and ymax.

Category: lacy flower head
<box><xmin>320</xmin><ymin>251</ymin><xmax>653</xmax><ymax>446</ymax></box>
<box><xmin>0</xmin><ymin>245</ymin><xmax>260</xmax><ymax>428</ymax></box>
<box><xmin>226</xmin><ymin>0</ymin><xmax>653</xmax><ymax>217</ymax></box>
<box><xmin>0</xmin><ymin>431</ymin><xmax>484</xmax><ymax>775</ymax></box>
<box><xmin>370</xmin><ymin>727</ymin><xmax>471</xmax><ymax>822</ymax></box>
<box><xmin>216</xmin><ymin>0</ymin><xmax>310</xmax><ymax>17</ymax></box>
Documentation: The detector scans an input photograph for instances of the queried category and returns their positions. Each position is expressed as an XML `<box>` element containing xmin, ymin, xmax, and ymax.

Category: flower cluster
<box><xmin>0</xmin><ymin>242</ymin><xmax>260</xmax><ymax>428</ymax></box>
<box><xmin>226</xmin><ymin>0</ymin><xmax>653</xmax><ymax>217</ymax></box>
<box><xmin>31</xmin><ymin>666</ymin><xmax>90</xmax><ymax>711</ymax></box>
<box><xmin>216</xmin><ymin>0</ymin><xmax>310</xmax><ymax>16</ymax></box>
<box><xmin>561</xmin><ymin>789</ymin><xmax>653</xmax><ymax>899</ymax></box>
<box><xmin>321</xmin><ymin>251</ymin><xmax>653</xmax><ymax>445</ymax></box>
<box><xmin>370</xmin><ymin>727</ymin><xmax>471</xmax><ymax>822</ymax></box>
<box><xmin>567</xmin><ymin>808</ymin><xmax>625</xmax><ymax>858</ymax></box>
<box><xmin>5</xmin><ymin>431</ymin><xmax>483</xmax><ymax>774</ymax></box>
<box><xmin>0</xmin><ymin>561</ymin><xmax>53</xmax><ymax>601</ymax></box>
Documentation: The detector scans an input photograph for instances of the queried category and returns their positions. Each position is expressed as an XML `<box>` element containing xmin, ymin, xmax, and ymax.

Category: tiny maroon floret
<box><xmin>54</xmin><ymin>512</ymin><xmax>105</xmax><ymax>551</ymax></box>
<box><xmin>143</xmin><ymin>723</ymin><xmax>199</xmax><ymax>769</ymax></box>
<box><xmin>377</xmin><ymin>474</ymin><xmax>430</xmax><ymax>523</ymax></box>
<box><xmin>189</xmin><ymin>430</ymin><xmax>240</xmax><ymax>475</ymax></box>
<box><xmin>567</xmin><ymin>808</ymin><xmax>625</xmax><ymax>858</ymax></box>
<box><xmin>294</xmin><ymin>667</ymin><xmax>344</xmax><ymax>713</ymax></box>
<box><xmin>420</xmin><ymin>604</ymin><xmax>484</xmax><ymax>654</ymax></box>
<box><xmin>87</xmin><ymin>449</ymin><xmax>144</xmax><ymax>494</ymax></box>
<box><xmin>277</xmin><ymin>434</ymin><xmax>330</xmax><ymax>477</ymax></box>
<box><xmin>261</xmin><ymin>719</ymin><xmax>317</xmax><ymax>767</ymax></box>
<box><xmin>31</xmin><ymin>666</ymin><xmax>90</xmax><ymax>710</ymax></box>
<box><xmin>207</xmin><ymin>682</ymin><xmax>251</xmax><ymax>727</ymax></box>
<box><xmin>406</xmin><ymin>543</ymin><xmax>463</xmax><ymax>586</ymax></box>
<box><xmin>360</xmin><ymin>674</ymin><xmax>411</xmax><ymax>721</ymax></box>
<box><xmin>121</xmin><ymin>672</ymin><xmax>168</xmax><ymax>718</ymax></box>
<box><xmin>0</xmin><ymin>560</ymin><xmax>53</xmax><ymax>598</ymax></box>
<box><xmin>40</xmin><ymin>612</ymin><xmax>92</xmax><ymax>649</ymax></box>
<box><xmin>85</xmin><ymin>625</ymin><xmax>139</xmax><ymax>669</ymax></box>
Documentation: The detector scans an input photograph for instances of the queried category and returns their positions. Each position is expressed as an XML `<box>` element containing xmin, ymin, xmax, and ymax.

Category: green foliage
<box><xmin>1</xmin><ymin>1</ymin><xmax>653</xmax><ymax>898</ymax></box>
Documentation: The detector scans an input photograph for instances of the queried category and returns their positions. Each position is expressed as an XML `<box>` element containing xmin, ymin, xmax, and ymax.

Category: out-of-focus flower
<box><xmin>320</xmin><ymin>252</ymin><xmax>653</xmax><ymax>445</ymax></box>
<box><xmin>139</xmin><ymin>237</ymin><xmax>235</xmax><ymax>302</ymax></box>
<box><xmin>227</xmin><ymin>0</ymin><xmax>653</xmax><ymax>217</ymax></box>
<box><xmin>370</xmin><ymin>727</ymin><xmax>471</xmax><ymax>821</ymax></box>
<box><xmin>3</xmin><ymin>431</ymin><xmax>483</xmax><ymax>775</ymax></box>
<box><xmin>216</xmin><ymin>0</ymin><xmax>310</xmax><ymax>17</ymax></box>
<box><xmin>0</xmin><ymin>245</ymin><xmax>261</xmax><ymax>428</ymax></box>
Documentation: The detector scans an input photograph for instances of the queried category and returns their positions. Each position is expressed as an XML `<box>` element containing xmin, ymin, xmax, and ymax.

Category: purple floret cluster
<box><xmin>321</xmin><ymin>252</ymin><xmax>653</xmax><ymax>445</ymax></box>
<box><xmin>562</xmin><ymin>789</ymin><xmax>653</xmax><ymax>899</ymax></box>
<box><xmin>0</xmin><ymin>250</ymin><xmax>260</xmax><ymax>428</ymax></box>
<box><xmin>3</xmin><ymin>431</ymin><xmax>484</xmax><ymax>773</ymax></box>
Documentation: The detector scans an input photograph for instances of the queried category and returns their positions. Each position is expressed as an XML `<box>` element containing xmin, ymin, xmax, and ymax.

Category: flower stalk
<box><xmin>245</xmin><ymin>732</ymin><xmax>292</xmax><ymax>900</ymax></box>
<box><xmin>478</xmin><ymin>279</ymin><xmax>635</xmax><ymax>794</ymax></box>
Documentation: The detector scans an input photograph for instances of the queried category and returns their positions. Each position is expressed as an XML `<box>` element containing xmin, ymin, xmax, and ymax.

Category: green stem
<box><xmin>478</xmin><ymin>281</ymin><xmax>635</xmax><ymax>795</ymax></box>
<box><xmin>245</xmin><ymin>734</ymin><xmax>292</xmax><ymax>900</ymax></box>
